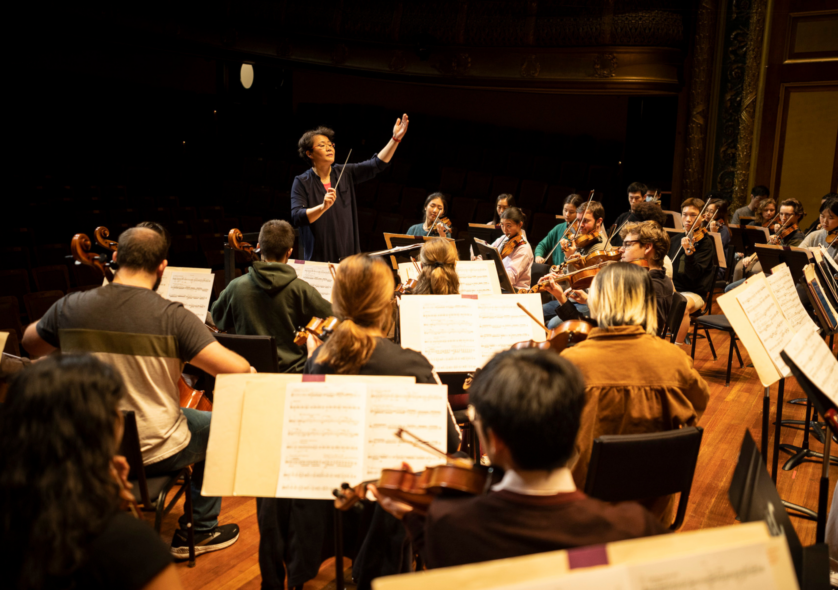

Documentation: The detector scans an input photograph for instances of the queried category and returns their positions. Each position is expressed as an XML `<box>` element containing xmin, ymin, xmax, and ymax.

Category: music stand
<box><xmin>728</xmin><ymin>430</ymin><xmax>829</xmax><ymax>588</ymax></box>
<box><xmin>754</xmin><ymin>245</ymin><xmax>812</xmax><ymax>286</ymax></box>
<box><xmin>383</xmin><ymin>233</ymin><xmax>452</xmax><ymax>270</ymax></box>
<box><xmin>468</xmin><ymin>223</ymin><xmax>503</xmax><ymax>244</ymax></box>
<box><xmin>744</xmin><ymin>226</ymin><xmax>770</xmax><ymax>256</ymax></box>
<box><xmin>728</xmin><ymin>224</ymin><xmax>746</xmax><ymax>255</ymax></box>
<box><xmin>471</xmin><ymin>239</ymin><xmax>516</xmax><ymax>294</ymax></box>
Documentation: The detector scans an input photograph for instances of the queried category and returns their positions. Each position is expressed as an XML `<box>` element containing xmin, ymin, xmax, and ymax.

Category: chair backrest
<box><xmin>584</xmin><ymin>426</ymin><xmax>704</xmax><ymax>530</ymax></box>
<box><xmin>662</xmin><ymin>291</ymin><xmax>687</xmax><ymax>342</ymax></box>
<box><xmin>118</xmin><ymin>411</ymin><xmax>151</xmax><ymax>507</ymax></box>
<box><xmin>214</xmin><ymin>333</ymin><xmax>279</xmax><ymax>373</ymax></box>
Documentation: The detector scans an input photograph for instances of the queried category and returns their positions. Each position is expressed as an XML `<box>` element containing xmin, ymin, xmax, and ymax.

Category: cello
<box><xmin>228</xmin><ymin>228</ymin><xmax>260</xmax><ymax>262</ymax></box>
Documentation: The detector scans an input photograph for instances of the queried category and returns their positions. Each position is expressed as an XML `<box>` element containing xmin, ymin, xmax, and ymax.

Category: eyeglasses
<box><xmin>316</xmin><ymin>143</ymin><xmax>335</xmax><ymax>149</ymax></box>
<box><xmin>622</xmin><ymin>240</ymin><xmax>641</xmax><ymax>248</ymax></box>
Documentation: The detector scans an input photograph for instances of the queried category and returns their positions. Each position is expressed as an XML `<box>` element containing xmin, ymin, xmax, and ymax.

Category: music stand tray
<box><xmin>468</xmin><ymin>223</ymin><xmax>504</xmax><ymax>244</ymax></box>
<box><xmin>383</xmin><ymin>233</ymin><xmax>452</xmax><ymax>270</ymax></box>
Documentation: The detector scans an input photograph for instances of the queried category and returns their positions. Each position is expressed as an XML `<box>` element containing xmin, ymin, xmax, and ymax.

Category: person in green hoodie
<box><xmin>210</xmin><ymin>219</ymin><xmax>333</xmax><ymax>374</ymax></box>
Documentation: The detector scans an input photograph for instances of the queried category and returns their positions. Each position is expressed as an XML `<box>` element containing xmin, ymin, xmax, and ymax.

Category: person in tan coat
<box><xmin>561</xmin><ymin>262</ymin><xmax>710</xmax><ymax>522</ymax></box>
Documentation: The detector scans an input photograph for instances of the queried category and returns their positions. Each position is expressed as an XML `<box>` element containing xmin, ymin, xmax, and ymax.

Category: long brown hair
<box><xmin>413</xmin><ymin>239</ymin><xmax>459</xmax><ymax>295</ymax></box>
<box><xmin>316</xmin><ymin>255</ymin><xmax>394</xmax><ymax>374</ymax></box>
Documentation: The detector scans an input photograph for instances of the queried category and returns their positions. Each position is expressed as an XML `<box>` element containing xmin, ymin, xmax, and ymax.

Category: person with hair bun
<box><xmin>413</xmin><ymin>238</ymin><xmax>459</xmax><ymax>295</ymax></box>
<box><xmin>1</xmin><ymin>354</ymin><xmax>182</xmax><ymax>590</ymax></box>
<box><xmin>304</xmin><ymin>254</ymin><xmax>460</xmax><ymax>588</ymax></box>
<box><xmin>561</xmin><ymin>263</ymin><xmax>709</xmax><ymax>522</ymax></box>
<box><xmin>485</xmin><ymin>207</ymin><xmax>533</xmax><ymax>290</ymax></box>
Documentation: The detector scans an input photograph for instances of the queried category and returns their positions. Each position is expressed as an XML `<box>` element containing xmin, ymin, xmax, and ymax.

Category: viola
<box><xmin>228</xmin><ymin>228</ymin><xmax>260</xmax><ymax>262</ymax></box>
<box><xmin>500</xmin><ymin>234</ymin><xmax>526</xmax><ymax>259</ymax></box>
<box><xmin>293</xmin><ymin>316</ymin><xmax>340</xmax><ymax>346</ymax></box>
<box><xmin>776</xmin><ymin>223</ymin><xmax>799</xmax><ymax>242</ymax></box>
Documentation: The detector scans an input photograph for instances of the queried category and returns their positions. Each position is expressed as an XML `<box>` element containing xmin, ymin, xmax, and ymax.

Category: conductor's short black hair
<box><xmin>259</xmin><ymin>220</ymin><xmax>295</xmax><ymax>261</ymax></box>
<box><xmin>298</xmin><ymin>127</ymin><xmax>335</xmax><ymax>162</ymax></box>
<box><xmin>117</xmin><ymin>227</ymin><xmax>168</xmax><ymax>273</ymax></box>
<box><xmin>469</xmin><ymin>349</ymin><xmax>586</xmax><ymax>470</ymax></box>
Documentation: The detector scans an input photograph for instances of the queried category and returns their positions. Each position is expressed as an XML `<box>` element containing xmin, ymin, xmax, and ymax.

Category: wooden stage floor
<box><xmin>145</xmin><ymin>324</ymin><xmax>837</xmax><ymax>590</ymax></box>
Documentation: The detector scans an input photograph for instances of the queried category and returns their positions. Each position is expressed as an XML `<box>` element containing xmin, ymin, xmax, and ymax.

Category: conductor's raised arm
<box><xmin>377</xmin><ymin>114</ymin><xmax>409</xmax><ymax>163</ymax></box>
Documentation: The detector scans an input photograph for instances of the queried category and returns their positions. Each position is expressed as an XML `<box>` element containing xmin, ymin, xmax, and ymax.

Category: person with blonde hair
<box><xmin>561</xmin><ymin>263</ymin><xmax>709</xmax><ymax>523</ymax></box>
<box><xmin>413</xmin><ymin>238</ymin><xmax>459</xmax><ymax>295</ymax></box>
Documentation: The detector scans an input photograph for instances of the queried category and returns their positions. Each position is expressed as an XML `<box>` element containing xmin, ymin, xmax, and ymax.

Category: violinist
<box><xmin>485</xmin><ymin>207</ymin><xmax>533</xmax><ymax>290</ymax></box>
<box><xmin>405</xmin><ymin>192</ymin><xmax>451</xmax><ymax>238</ymax></box>
<box><xmin>291</xmin><ymin>115</ymin><xmax>409</xmax><ymax>263</ymax></box>
<box><xmin>559</xmin><ymin>200</ymin><xmax>607</xmax><ymax>271</ymax></box>
<box><xmin>668</xmin><ymin>198</ymin><xmax>716</xmax><ymax>344</ymax></box>
<box><xmin>803</xmin><ymin>193</ymin><xmax>837</xmax><ymax>235</ymax></box>
<box><xmin>619</xmin><ymin>222</ymin><xmax>674</xmax><ymax>332</ymax></box>
<box><xmin>21</xmin><ymin>226</ymin><xmax>251</xmax><ymax>559</ymax></box>
<box><xmin>768</xmin><ymin>198</ymin><xmax>805</xmax><ymax>246</ymax></box>
<box><xmin>610</xmin><ymin>182</ymin><xmax>647</xmax><ymax>247</ymax></box>
<box><xmin>799</xmin><ymin>196</ymin><xmax>838</xmax><ymax>263</ymax></box>
<box><xmin>303</xmin><ymin>254</ymin><xmax>461</xmax><ymax>588</ymax></box>
<box><xmin>632</xmin><ymin>202</ymin><xmax>674</xmax><ymax>278</ymax></box>
<box><xmin>210</xmin><ymin>220</ymin><xmax>333</xmax><ymax>373</ymax></box>
<box><xmin>730</xmin><ymin>185</ymin><xmax>770</xmax><ymax>225</ymax></box>
<box><xmin>2</xmin><ymin>354</ymin><xmax>184</xmax><ymax>590</ymax></box>
<box><xmin>534</xmin><ymin>194</ymin><xmax>583</xmax><ymax>266</ymax></box>
<box><xmin>746</xmin><ymin>197</ymin><xmax>776</xmax><ymax>230</ymax></box>
<box><xmin>372</xmin><ymin>348</ymin><xmax>666</xmax><ymax>569</ymax></box>
<box><xmin>561</xmin><ymin>263</ymin><xmax>710</xmax><ymax>522</ymax></box>
<box><xmin>411</xmin><ymin>238</ymin><xmax>460</xmax><ymax>295</ymax></box>
<box><xmin>704</xmin><ymin>197</ymin><xmax>730</xmax><ymax>248</ymax></box>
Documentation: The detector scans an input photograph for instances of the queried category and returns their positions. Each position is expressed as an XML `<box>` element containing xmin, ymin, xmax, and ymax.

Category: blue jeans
<box><xmin>145</xmin><ymin>408</ymin><xmax>220</xmax><ymax>532</ymax></box>
<box><xmin>545</xmin><ymin>303</ymin><xmax>590</xmax><ymax>329</ymax></box>
<box><xmin>725</xmin><ymin>279</ymin><xmax>746</xmax><ymax>293</ymax></box>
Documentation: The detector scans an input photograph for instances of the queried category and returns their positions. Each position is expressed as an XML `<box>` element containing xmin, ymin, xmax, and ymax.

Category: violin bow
<box><xmin>333</xmin><ymin>149</ymin><xmax>353</xmax><ymax>193</ymax></box>
<box><xmin>516</xmin><ymin>302</ymin><xmax>550</xmax><ymax>335</ymax></box>
<box><xmin>572</xmin><ymin>190</ymin><xmax>596</xmax><ymax>241</ymax></box>
<box><xmin>671</xmin><ymin>199</ymin><xmax>713</xmax><ymax>262</ymax></box>
<box><xmin>604</xmin><ymin>218</ymin><xmax>631</xmax><ymax>250</ymax></box>
<box><xmin>394</xmin><ymin>428</ymin><xmax>451</xmax><ymax>461</ymax></box>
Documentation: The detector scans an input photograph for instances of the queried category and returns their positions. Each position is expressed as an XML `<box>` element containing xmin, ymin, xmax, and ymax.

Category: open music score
<box><xmin>165</xmin><ymin>272</ymin><xmax>215</xmax><ymax>320</ymax></box>
<box><xmin>202</xmin><ymin>374</ymin><xmax>447</xmax><ymax>500</ymax></box>
<box><xmin>400</xmin><ymin>294</ymin><xmax>545</xmax><ymax>372</ymax></box>
<box><xmin>373</xmin><ymin>522</ymin><xmax>795</xmax><ymax>590</ymax></box>
<box><xmin>735</xmin><ymin>278</ymin><xmax>794</xmax><ymax>378</ymax></box>
<box><xmin>397</xmin><ymin>260</ymin><xmax>501</xmax><ymax>295</ymax></box>
<box><xmin>288</xmin><ymin>259</ymin><xmax>336</xmax><ymax>302</ymax></box>
<box><xmin>783</xmin><ymin>328</ymin><xmax>838</xmax><ymax>405</ymax></box>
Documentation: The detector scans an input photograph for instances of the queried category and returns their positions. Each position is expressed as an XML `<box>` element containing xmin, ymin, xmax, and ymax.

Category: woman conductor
<box><xmin>291</xmin><ymin>115</ymin><xmax>409</xmax><ymax>263</ymax></box>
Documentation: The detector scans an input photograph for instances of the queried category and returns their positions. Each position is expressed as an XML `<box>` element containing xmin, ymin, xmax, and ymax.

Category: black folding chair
<box><xmin>584</xmin><ymin>427</ymin><xmax>704</xmax><ymax>530</ymax></box>
<box><xmin>213</xmin><ymin>333</ymin><xmax>279</xmax><ymax>373</ymax></box>
<box><xmin>659</xmin><ymin>292</ymin><xmax>687</xmax><ymax>343</ymax></box>
<box><xmin>119</xmin><ymin>411</ymin><xmax>196</xmax><ymax>567</ymax></box>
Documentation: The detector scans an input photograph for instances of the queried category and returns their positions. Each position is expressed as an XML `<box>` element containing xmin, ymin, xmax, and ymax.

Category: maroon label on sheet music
<box><xmin>567</xmin><ymin>545</ymin><xmax>609</xmax><ymax>569</ymax></box>
<box><xmin>295</xmin><ymin>260</ymin><xmax>305</xmax><ymax>264</ymax></box>
<box><xmin>302</xmin><ymin>374</ymin><xmax>326</xmax><ymax>382</ymax></box>
<box><xmin>461</xmin><ymin>294</ymin><xmax>478</xmax><ymax>300</ymax></box>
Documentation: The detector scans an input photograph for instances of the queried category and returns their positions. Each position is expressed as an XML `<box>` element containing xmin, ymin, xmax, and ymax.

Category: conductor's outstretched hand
<box><xmin>393</xmin><ymin>114</ymin><xmax>409</xmax><ymax>141</ymax></box>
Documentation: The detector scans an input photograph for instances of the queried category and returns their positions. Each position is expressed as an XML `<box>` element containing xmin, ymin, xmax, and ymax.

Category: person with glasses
<box><xmin>291</xmin><ymin>116</ymin><xmax>410</xmax><ymax>263</ymax></box>
<box><xmin>370</xmin><ymin>348</ymin><xmax>666</xmax><ymax>569</ymax></box>
<box><xmin>406</xmin><ymin>193</ymin><xmax>451</xmax><ymax>238</ymax></box>
<box><xmin>609</xmin><ymin>182</ymin><xmax>647</xmax><ymax>247</ymax></box>
<box><xmin>619</xmin><ymin>222</ymin><xmax>674</xmax><ymax>332</ymax></box>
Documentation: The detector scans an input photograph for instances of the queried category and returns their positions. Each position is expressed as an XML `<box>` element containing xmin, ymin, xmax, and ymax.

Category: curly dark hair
<box><xmin>297</xmin><ymin>127</ymin><xmax>335</xmax><ymax>162</ymax></box>
<box><xmin>1</xmin><ymin>354</ymin><xmax>126</xmax><ymax>589</ymax></box>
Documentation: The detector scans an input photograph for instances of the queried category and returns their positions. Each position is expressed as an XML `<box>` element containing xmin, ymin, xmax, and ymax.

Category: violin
<box><xmin>395</xmin><ymin>278</ymin><xmax>418</xmax><ymax>295</ymax></box>
<box><xmin>562</xmin><ymin>219</ymin><xmax>581</xmax><ymax>241</ymax></box>
<box><xmin>228</xmin><ymin>228</ymin><xmax>260</xmax><ymax>262</ymax></box>
<box><xmin>546</xmin><ymin>319</ymin><xmax>595</xmax><ymax>352</ymax></box>
<box><xmin>535</xmin><ymin>261</ymin><xmax>614</xmax><ymax>292</ymax></box>
<box><xmin>762</xmin><ymin>212</ymin><xmax>780</xmax><ymax>230</ymax></box>
<box><xmin>775</xmin><ymin>224</ymin><xmax>799</xmax><ymax>242</ymax></box>
<box><xmin>826</xmin><ymin>228</ymin><xmax>837</xmax><ymax>245</ymax></box>
<box><xmin>432</xmin><ymin>216</ymin><xmax>453</xmax><ymax>235</ymax></box>
<box><xmin>293</xmin><ymin>316</ymin><xmax>340</xmax><ymax>346</ymax></box>
<box><xmin>571</xmin><ymin>232</ymin><xmax>600</xmax><ymax>250</ymax></box>
<box><xmin>500</xmin><ymin>233</ymin><xmax>526</xmax><ymax>258</ymax></box>
<box><xmin>334</xmin><ymin>429</ymin><xmax>498</xmax><ymax>514</ymax></box>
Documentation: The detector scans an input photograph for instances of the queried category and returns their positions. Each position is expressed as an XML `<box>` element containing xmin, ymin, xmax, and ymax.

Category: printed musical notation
<box><xmin>419</xmin><ymin>301</ymin><xmax>480</xmax><ymax>371</ymax></box>
<box><xmin>165</xmin><ymin>272</ymin><xmax>215</xmax><ymax>320</ymax></box>
<box><xmin>275</xmin><ymin>382</ymin><xmax>447</xmax><ymax>500</ymax></box>
<box><xmin>784</xmin><ymin>328</ymin><xmax>838</xmax><ymax>405</ymax></box>
<box><xmin>765</xmin><ymin>264</ymin><xmax>819</xmax><ymax>335</ymax></box>
<box><xmin>398</xmin><ymin>261</ymin><xmax>501</xmax><ymax>295</ymax></box>
<box><xmin>736</xmin><ymin>280</ymin><xmax>793</xmax><ymax>378</ymax></box>
<box><xmin>289</xmin><ymin>260</ymin><xmax>335</xmax><ymax>302</ymax></box>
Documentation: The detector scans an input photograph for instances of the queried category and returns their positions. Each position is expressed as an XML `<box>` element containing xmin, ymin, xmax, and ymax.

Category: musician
<box><xmin>669</xmin><ymin>198</ymin><xmax>716</xmax><ymax>344</ymax></box>
<box><xmin>2</xmin><ymin>354</ymin><xmax>183</xmax><ymax>590</ymax></box>
<box><xmin>291</xmin><ymin>116</ymin><xmax>409</xmax><ymax>262</ymax></box>
<box><xmin>730</xmin><ymin>198</ymin><xmax>807</xmax><ymax>285</ymax></box>
<box><xmin>610</xmin><ymin>182</ymin><xmax>647</xmax><ymax>247</ymax></box>
<box><xmin>799</xmin><ymin>197</ymin><xmax>838</xmax><ymax>263</ymax></box>
<box><xmin>372</xmin><ymin>348</ymin><xmax>667</xmax><ymax>569</ymax></box>
<box><xmin>412</xmin><ymin>238</ymin><xmax>460</xmax><ymax>295</ymax></box>
<box><xmin>487</xmin><ymin>207</ymin><xmax>533</xmax><ymax>290</ymax></box>
<box><xmin>22</xmin><ymin>227</ymin><xmax>251</xmax><ymax>558</ymax></box>
<box><xmin>746</xmin><ymin>198</ymin><xmax>777</xmax><ymax>229</ymax></box>
<box><xmin>803</xmin><ymin>193</ymin><xmax>838</xmax><ymax>235</ymax></box>
<box><xmin>559</xmin><ymin>200</ymin><xmax>607</xmax><ymax>271</ymax></box>
<box><xmin>301</xmin><ymin>254</ymin><xmax>460</xmax><ymax>588</ymax></box>
<box><xmin>561</xmin><ymin>263</ymin><xmax>710</xmax><ymax>521</ymax></box>
<box><xmin>705</xmin><ymin>198</ymin><xmax>730</xmax><ymax>249</ymax></box>
<box><xmin>534</xmin><ymin>194</ymin><xmax>583</xmax><ymax>266</ymax></box>
<box><xmin>730</xmin><ymin>185</ymin><xmax>770</xmax><ymax>225</ymax></box>
<box><xmin>490</xmin><ymin>193</ymin><xmax>516</xmax><ymax>225</ymax></box>
<box><xmin>406</xmin><ymin>193</ymin><xmax>451</xmax><ymax>238</ymax></box>
<box><xmin>632</xmin><ymin>202</ymin><xmax>674</xmax><ymax>277</ymax></box>
<box><xmin>210</xmin><ymin>220</ymin><xmax>333</xmax><ymax>373</ymax></box>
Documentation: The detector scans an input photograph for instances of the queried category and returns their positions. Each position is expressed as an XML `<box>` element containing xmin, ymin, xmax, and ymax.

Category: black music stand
<box><xmin>743</xmin><ymin>225</ymin><xmax>770</xmax><ymax>257</ymax></box>
<box><xmin>728</xmin><ymin>224</ymin><xmax>747</xmax><ymax>254</ymax></box>
<box><xmin>754</xmin><ymin>245</ymin><xmax>812</xmax><ymax>286</ymax></box>
<box><xmin>471</xmin><ymin>239</ymin><xmax>516</xmax><ymax>294</ymax></box>
<box><xmin>729</xmin><ymin>431</ymin><xmax>830</xmax><ymax>589</ymax></box>
<box><xmin>467</xmin><ymin>223</ymin><xmax>503</xmax><ymax>244</ymax></box>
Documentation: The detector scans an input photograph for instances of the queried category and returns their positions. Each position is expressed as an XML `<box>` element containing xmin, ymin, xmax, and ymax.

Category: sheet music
<box><xmin>154</xmin><ymin>266</ymin><xmax>211</xmax><ymax>296</ymax></box>
<box><xmin>418</xmin><ymin>299</ymin><xmax>480</xmax><ymax>371</ymax></box>
<box><xmin>397</xmin><ymin>260</ymin><xmax>501</xmax><ymax>295</ymax></box>
<box><xmin>477</xmin><ymin>299</ymin><xmax>535</xmax><ymax>365</ymax></box>
<box><xmin>0</xmin><ymin>331</ymin><xmax>7</xmax><ymax>353</ymax></box>
<box><xmin>736</xmin><ymin>280</ymin><xmax>792</xmax><ymax>378</ymax></box>
<box><xmin>289</xmin><ymin>260</ymin><xmax>335</xmax><ymax>302</ymax></box>
<box><xmin>821</xmin><ymin>247</ymin><xmax>838</xmax><ymax>269</ymax></box>
<box><xmin>626</xmin><ymin>541</ymin><xmax>776</xmax><ymax>590</ymax></box>
<box><xmin>363</xmin><ymin>384</ymin><xmax>448</xmax><ymax>480</ymax></box>
<box><xmin>765</xmin><ymin>264</ymin><xmax>819</xmax><ymax>334</ymax></box>
<box><xmin>784</xmin><ymin>328</ymin><xmax>838</xmax><ymax>404</ymax></box>
<box><xmin>165</xmin><ymin>272</ymin><xmax>215</xmax><ymax>320</ymax></box>
<box><xmin>276</xmin><ymin>383</ymin><xmax>366</xmax><ymax>499</ymax></box>
<box><xmin>493</xmin><ymin>566</ymin><xmax>632</xmax><ymax>590</ymax></box>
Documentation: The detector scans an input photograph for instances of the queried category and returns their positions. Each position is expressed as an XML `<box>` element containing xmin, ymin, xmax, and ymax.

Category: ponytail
<box><xmin>413</xmin><ymin>238</ymin><xmax>459</xmax><ymax>295</ymax></box>
<box><xmin>316</xmin><ymin>255</ymin><xmax>394</xmax><ymax>374</ymax></box>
